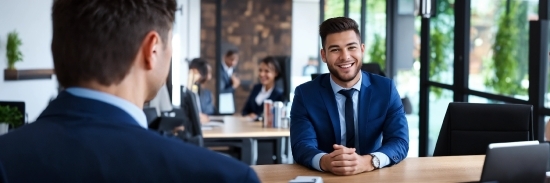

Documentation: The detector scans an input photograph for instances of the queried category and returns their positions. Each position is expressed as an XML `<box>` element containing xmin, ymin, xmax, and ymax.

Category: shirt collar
<box><xmin>329</xmin><ymin>72</ymin><xmax>362</xmax><ymax>94</ymax></box>
<box><xmin>222</xmin><ymin>61</ymin><xmax>233</xmax><ymax>72</ymax></box>
<box><xmin>65</xmin><ymin>87</ymin><xmax>148</xmax><ymax>129</ymax></box>
<box><xmin>261</xmin><ymin>85</ymin><xmax>275</xmax><ymax>93</ymax></box>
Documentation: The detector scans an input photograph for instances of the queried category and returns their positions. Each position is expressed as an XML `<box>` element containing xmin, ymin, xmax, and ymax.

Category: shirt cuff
<box><xmin>311</xmin><ymin>153</ymin><xmax>327</xmax><ymax>171</ymax></box>
<box><xmin>371</xmin><ymin>152</ymin><xmax>390</xmax><ymax>168</ymax></box>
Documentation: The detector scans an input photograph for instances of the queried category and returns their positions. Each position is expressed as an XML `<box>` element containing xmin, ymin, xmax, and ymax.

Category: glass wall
<box><xmin>363</xmin><ymin>0</ymin><xmax>386</xmax><ymax>65</ymax></box>
<box><xmin>468</xmin><ymin>0</ymin><xmax>539</xmax><ymax>100</ymax></box>
<box><xmin>427</xmin><ymin>88</ymin><xmax>453</xmax><ymax>156</ymax></box>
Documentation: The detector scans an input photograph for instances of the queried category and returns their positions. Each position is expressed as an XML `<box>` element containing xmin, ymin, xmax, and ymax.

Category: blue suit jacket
<box><xmin>0</xmin><ymin>91</ymin><xmax>259</xmax><ymax>183</ymax></box>
<box><xmin>290</xmin><ymin>72</ymin><xmax>409</xmax><ymax>169</ymax></box>
<box><xmin>241</xmin><ymin>84</ymin><xmax>283</xmax><ymax>116</ymax></box>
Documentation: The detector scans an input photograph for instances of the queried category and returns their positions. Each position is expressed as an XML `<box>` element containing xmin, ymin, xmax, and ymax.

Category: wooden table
<box><xmin>202</xmin><ymin>116</ymin><xmax>289</xmax><ymax>138</ymax></box>
<box><xmin>252</xmin><ymin>155</ymin><xmax>485</xmax><ymax>183</ymax></box>
<box><xmin>202</xmin><ymin>116</ymin><xmax>290</xmax><ymax>165</ymax></box>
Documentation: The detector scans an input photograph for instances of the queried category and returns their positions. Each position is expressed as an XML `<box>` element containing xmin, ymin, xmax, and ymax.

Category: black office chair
<box><xmin>143</xmin><ymin>107</ymin><xmax>158</xmax><ymax>125</ymax></box>
<box><xmin>361</xmin><ymin>63</ymin><xmax>386</xmax><ymax>77</ymax></box>
<box><xmin>176</xmin><ymin>86</ymin><xmax>204</xmax><ymax>147</ymax></box>
<box><xmin>0</xmin><ymin>101</ymin><xmax>26</xmax><ymax>129</ymax></box>
<box><xmin>433</xmin><ymin>102</ymin><xmax>534</xmax><ymax>156</ymax></box>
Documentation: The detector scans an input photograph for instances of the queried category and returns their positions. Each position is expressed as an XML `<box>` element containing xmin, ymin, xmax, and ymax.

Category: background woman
<box><xmin>242</xmin><ymin>56</ymin><xmax>283</xmax><ymax>120</ymax></box>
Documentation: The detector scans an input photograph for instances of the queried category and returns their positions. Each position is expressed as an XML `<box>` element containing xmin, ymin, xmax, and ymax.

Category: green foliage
<box><xmin>0</xmin><ymin>105</ymin><xmax>23</xmax><ymax>127</ymax></box>
<box><xmin>429</xmin><ymin>28</ymin><xmax>448</xmax><ymax>98</ymax></box>
<box><xmin>485</xmin><ymin>1</ymin><xmax>525</xmax><ymax>96</ymax></box>
<box><xmin>6</xmin><ymin>30</ymin><xmax>23</xmax><ymax>70</ymax></box>
<box><xmin>324</xmin><ymin>0</ymin><xmax>344</xmax><ymax>19</ymax></box>
<box><xmin>428</xmin><ymin>0</ymin><xmax>454</xmax><ymax>99</ymax></box>
<box><xmin>368</xmin><ymin>34</ymin><xmax>386</xmax><ymax>69</ymax></box>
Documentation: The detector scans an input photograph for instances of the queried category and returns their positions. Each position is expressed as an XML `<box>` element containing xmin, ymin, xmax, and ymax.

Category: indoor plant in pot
<box><xmin>0</xmin><ymin>105</ymin><xmax>23</xmax><ymax>135</ymax></box>
<box><xmin>6</xmin><ymin>30</ymin><xmax>23</xmax><ymax>70</ymax></box>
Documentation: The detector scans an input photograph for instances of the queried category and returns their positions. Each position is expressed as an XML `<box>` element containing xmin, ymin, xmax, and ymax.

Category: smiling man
<box><xmin>290</xmin><ymin>17</ymin><xmax>409</xmax><ymax>176</ymax></box>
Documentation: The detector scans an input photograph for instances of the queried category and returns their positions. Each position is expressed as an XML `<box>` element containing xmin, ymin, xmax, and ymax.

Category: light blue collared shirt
<box><xmin>65</xmin><ymin>87</ymin><xmax>148</xmax><ymax>129</ymax></box>
<box><xmin>311</xmin><ymin>74</ymin><xmax>390</xmax><ymax>171</ymax></box>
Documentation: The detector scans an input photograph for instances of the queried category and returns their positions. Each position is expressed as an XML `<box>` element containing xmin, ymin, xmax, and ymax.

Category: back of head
<box><xmin>52</xmin><ymin>0</ymin><xmax>177</xmax><ymax>88</ymax></box>
<box><xmin>319</xmin><ymin>17</ymin><xmax>361</xmax><ymax>49</ymax></box>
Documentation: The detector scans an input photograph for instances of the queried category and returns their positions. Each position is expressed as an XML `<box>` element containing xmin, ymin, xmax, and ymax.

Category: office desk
<box><xmin>202</xmin><ymin>116</ymin><xmax>290</xmax><ymax>165</ymax></box>
<box><xmin>252</xmin><ymin>155</ymin><xmax>485</xmax><ymax>183</ymax></box>
<box><xmin>202</xmin><ymin>116</ymin><xmax>289</xmax><ymax>138</ymax></box>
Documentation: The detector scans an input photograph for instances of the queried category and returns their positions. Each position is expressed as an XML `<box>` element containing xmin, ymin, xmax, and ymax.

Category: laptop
<box><xmin>477</xmin><ymin>141</ymin><xmax>548</xmax><ymax>183</ymax></box>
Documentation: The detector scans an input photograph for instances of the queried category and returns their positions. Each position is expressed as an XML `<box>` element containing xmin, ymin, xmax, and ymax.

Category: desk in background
<box><xmin>202</xmin><ymin>116</ymin><xmax>290</xmax><ymax>165</ymax></box>
<box><xmin>252</xmin><ymin>155</ymin><xmax>485</xmax><ymax>183</ymax></box>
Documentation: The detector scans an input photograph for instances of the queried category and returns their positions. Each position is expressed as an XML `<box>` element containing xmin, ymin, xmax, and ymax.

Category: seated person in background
<box><xmin>290</xmin><ymin>17</ymin><xmax>409</xmax><ymax>176</ymax></box>
<box><xmin>189</xmin><ymin>58</ymin><xmax>215</xmax><ymax>116</ymax></box>
<box><xmin>242</xmin><ymin>56</ymin><xmax>283</xmax><ymax>120</ymax></box>
<box><xmin>0</xmin><ymin>0</ymin><xmax>259</xmax><ymax>182</ymax></box>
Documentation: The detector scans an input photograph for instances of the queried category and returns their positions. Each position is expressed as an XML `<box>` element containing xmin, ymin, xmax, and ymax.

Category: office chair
<box><xmin>272</xmin><ymin>56</ymin><xmax>291</xmax><ymax>103</ymax></box>
<box><xmin>143</xmin><ymin>107</ymin><xmax>158</xmax><ymax>125</ymax></box>
<box><xmin>433</xmin><ymin>102</ymin><xmax>534</xmax><ymax>156</ymax></box>
<box><xmin>0</xmin><ymin>101</ymin><xmax>26</xmax><ymax>128</ymax></box>
<box><xmin>175</xmin><ymin>86</ymin><xmax>204</xmax><ymax>147</ymax></box>
<box><xmin>361</xmin><ymin>63</ymin><xmax>386</xmax><ymax>77</ymax></box>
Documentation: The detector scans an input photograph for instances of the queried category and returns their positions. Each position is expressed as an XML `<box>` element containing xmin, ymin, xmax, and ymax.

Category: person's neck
<box><xmin>331</xmin><ymin>72</ymin><xmax>361</xmax><ymax>89</ymax></box>
<box><xmin>264</xmin><ymin>83</ymin><xmax>274</xmax><ymax>91</ymax></box>
<box><xmin>78</xmin><ymin>79</ymin><xmax>147</xmax><ymax>109</ymax></box>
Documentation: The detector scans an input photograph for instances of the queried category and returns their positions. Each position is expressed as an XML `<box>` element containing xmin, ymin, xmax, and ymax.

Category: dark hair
<box><xmin>319</xmin><ymin>17</ymin><xmax>361</xmax><ymax>49</ymax></box>
<box><xmin>259</xmin><ymin>56</ymin><xmax>281</xmax><ymax>80</ymax></box>
<box><xmin>225</xmin><ymin>49</ymin><xmax>239</xmax><ymax>57</ymax></box>
<box><xmin>189</xmin><ymin>58</ymin><xmax>210</xmax><ymax>84</ymax></box>
<box><xmin>52</xmin><ymin>0</ymin><xmax>177</xmax><ymax>87</ymax></box>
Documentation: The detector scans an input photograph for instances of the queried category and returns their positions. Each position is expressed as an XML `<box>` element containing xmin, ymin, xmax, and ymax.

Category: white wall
<box><xmin>291</xmin><ymin>0</ymin><xmax>320</xmax><ymax>91</ymax></box>
<box><xmin>171</xmin><ymin>0</ymin><xmax>201</xmax><ymax>106</ymax></box>
<box><xmin>0</xmin><ymin>0</ymin><xmax>58</xmax><ymax>121</ymax></box>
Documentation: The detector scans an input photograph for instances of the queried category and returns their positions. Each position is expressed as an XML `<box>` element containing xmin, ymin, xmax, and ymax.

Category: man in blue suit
<box><xmin>291</xmin><ymin>17</ymin><xmax>409</xmax><ymax>176</ymax></box>
<box><xmin>0</xmin><ymin>0</ymin><xmax>259</xmax><ymax>182</ymax></box>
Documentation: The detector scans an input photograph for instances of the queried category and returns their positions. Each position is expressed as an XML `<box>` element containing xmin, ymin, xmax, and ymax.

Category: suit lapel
<box><xmin>357</xmin><ymin>72</ymin><xmax>372</xmax><ymax>154</ymax></box>
<box><xmin>319</xmin><ymin>74</ymin><xmax>342</xmax><ymax>144</ymax></box>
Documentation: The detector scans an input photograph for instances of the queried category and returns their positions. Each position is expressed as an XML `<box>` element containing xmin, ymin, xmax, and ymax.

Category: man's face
<box><xmin>146</xmin><ymin>30</ymin><xmax>173</xmax><ymax>101</ymax></box>
<box><xmin>225</xmin><ymin>54</ymin><xmax>239</xmax><ymax>68</ymax></box>
<box><xmin>321</xmin><ymin>30</ymin><xmax>364</xmax><ymax>84</ymax></box>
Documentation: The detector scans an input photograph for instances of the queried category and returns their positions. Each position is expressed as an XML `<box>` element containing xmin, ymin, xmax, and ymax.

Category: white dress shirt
<box><xmin>255</xmin><ymin>85</ymin><xmax>274</xmax><ymax>106</ymax></box>
<box><xmin>222</xmin><ymin>62</ymin><xmax>234</xmax><ymax>77</ymax></box>
<box><xmin>311</xmin><ymin>74</ymin><xmax>390</xmax><ymax>171</ymax></box>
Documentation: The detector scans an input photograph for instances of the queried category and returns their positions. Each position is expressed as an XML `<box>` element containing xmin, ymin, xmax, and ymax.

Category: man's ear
<box><xmin>361</xmin><ymin>43</ymin><xmax>365</xmax><ymax>53</ymax></box>
<box><xmin>320</xmin><ymin>48</ymin><xmax>327</xmax><ymax>63</ymax></box>
<box><xmin>141</xmin><ymin>31</ymin><xmax>161</xmax><ymax>70</ymax></box>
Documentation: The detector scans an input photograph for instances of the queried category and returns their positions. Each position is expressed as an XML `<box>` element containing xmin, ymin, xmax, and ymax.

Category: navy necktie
<box><xmin>338</xmin><ymin>89</ymin><xmax>355</xmax><ymax>148</ymax></box>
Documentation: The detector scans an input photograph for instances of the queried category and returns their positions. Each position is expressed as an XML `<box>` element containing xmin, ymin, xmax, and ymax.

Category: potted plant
<box><xmin>6</xmin><ymin>30</ymin><xmax>23</xmax><ymax>70</ymax></box>
<box><xmin>0</xmin><ymin>105</ymin><xmax>23</xmax><ymax>135</ymax></box>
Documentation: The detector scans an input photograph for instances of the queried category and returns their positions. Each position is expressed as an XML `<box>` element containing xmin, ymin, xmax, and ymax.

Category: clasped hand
<box><xmin>319</xmin><ymin>144</ymin><xmax>375</xmax><ymax>176</ymax></box>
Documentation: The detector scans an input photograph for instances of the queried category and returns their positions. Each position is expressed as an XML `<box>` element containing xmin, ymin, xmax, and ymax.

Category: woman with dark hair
<box><xmin>242</xmin><ymin>56</ymin><xmax>283</xmax><ymax>120</ymax></box>
<box><xmin>189</xmin><ymin>58</ymin><xmax>214</xmax><ymax>122</ymax></box>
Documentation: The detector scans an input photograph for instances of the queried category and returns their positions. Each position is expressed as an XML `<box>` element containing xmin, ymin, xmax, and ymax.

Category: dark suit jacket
<box><xmin>219</xmin><ymin>68</ymin><xmax>234</xmax><ymax>93</ymax></box>
<box><xmin>290</xmin><ymin>72</ymin><xmax>409</xmax><ymax>169</ymax></box>
<box><xmin>241</xmin><ymin>84</ymin><xmax>283</xmax><ymax>116</ymax></box>
<box><xmin>199</xmin><ymin>88</ymin><xmax>215</xmax><ymax>115</ymax></box>
<box><xmin>0</xmin><ymin>91</ymin><xmax>259</xmax><ymax>183</ymax></box>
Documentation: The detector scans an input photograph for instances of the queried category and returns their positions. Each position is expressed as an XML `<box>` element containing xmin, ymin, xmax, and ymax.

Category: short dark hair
<box><xmin>225</xmin><ymin>49</ymin><xmax>239</xmax><ymax>57</ymax></box>
<box><xmin>189</xmin><ymin>58</ymin><xmax>210</xmax><ymax>84</ymax></box>
<box><xmin>52</xmin><ymin>0</ymin><xmax>177</xmax><ymax>87</ymax></box>
<box><xmin>319</xmin><ymin>17</ymin><xmax>361</xmax><ymax>49</ymax></box>
<box><xmin>259</xmin><ymin>56</ymin><xmax>281</xmax><ymax>80</ymax></box>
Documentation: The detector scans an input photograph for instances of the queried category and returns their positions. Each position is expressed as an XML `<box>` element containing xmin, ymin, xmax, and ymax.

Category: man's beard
<box><xmin>327</xmin><ymin>61</ymin><xmax>361</xmax><ymax>83</ymax></box>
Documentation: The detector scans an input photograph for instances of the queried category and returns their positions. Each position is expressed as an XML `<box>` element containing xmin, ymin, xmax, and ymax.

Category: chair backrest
<box><xmin>176</xmin><ymin>86</ymin><xmax>204</xmax><ymax>146</ymax></box>
<box><xmin>272</xmin><ymin>56</ymin><xmax>291</xmax><ymax>103</ymax></box>
<box><xmin>361</xmin><ymin>63</ymin><xmax>386</xmax><ymax>77</ymax></box>
<box><xmin>310</xmin><ymin>73</ymin><xmax>321</xmax><ymax>80</ymax></box>
<box><xmin>0</xmin><ymin>101</ymin><xmax>26</xmax><ymax>128</ymax></box>
<box><xmin>433</xmin><ymin>102</ymin><xmax>533</xmax><ymax>156</ymax></box>
<box><xmin>143</xmin><ymin>107</ymin><xmax>158</xmax><ymax>125</ymax></box>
